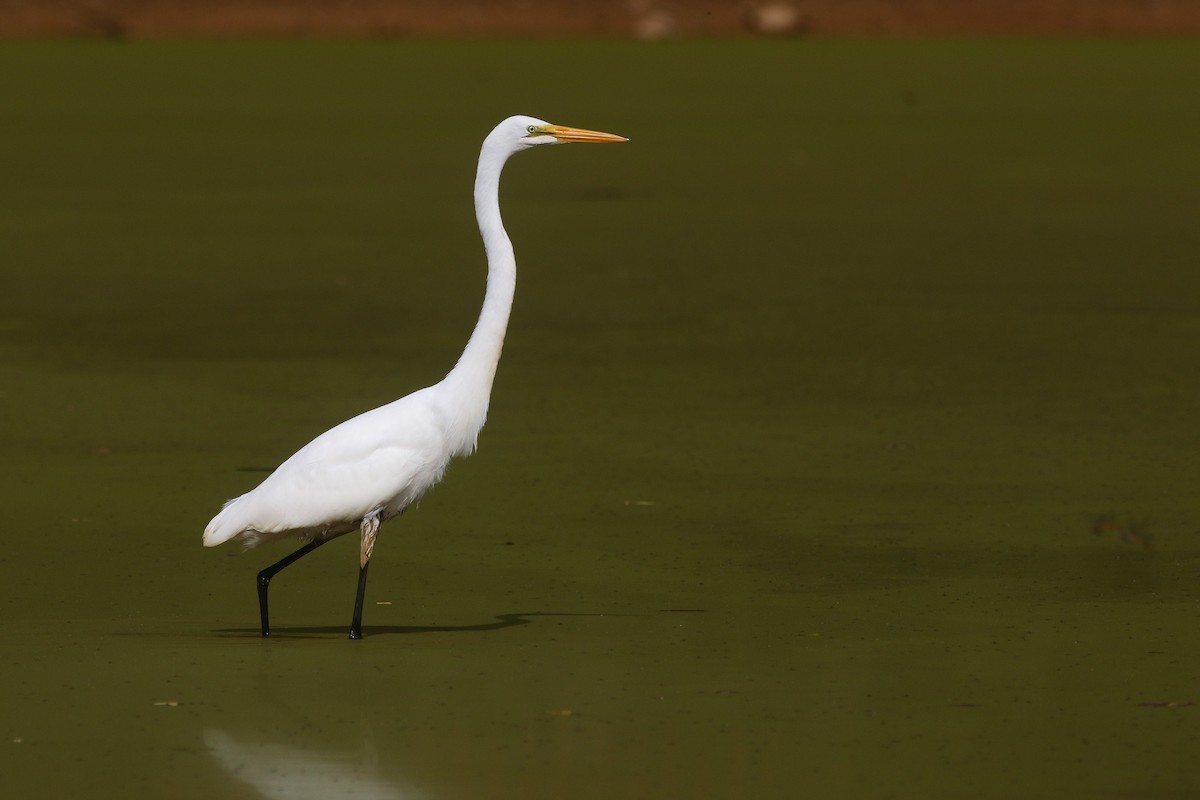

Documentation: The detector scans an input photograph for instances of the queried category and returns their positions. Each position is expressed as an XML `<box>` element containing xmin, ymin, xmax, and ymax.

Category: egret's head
<box><xmin>499</xmin><ymin>115</ymin><xmax>628</xmax><ymax>152</ymax></box>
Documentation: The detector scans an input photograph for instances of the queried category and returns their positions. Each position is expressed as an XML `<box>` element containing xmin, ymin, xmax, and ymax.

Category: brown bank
<box><xmin>2</xmin><ymin>0</ymin><xmax>1200</xmax><ymax>39</ymax></box>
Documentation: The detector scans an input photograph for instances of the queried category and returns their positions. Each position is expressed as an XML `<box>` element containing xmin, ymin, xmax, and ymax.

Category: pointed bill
<box><xmin>543</xmin><ymin>125</ymin><xmax>628</xmax><ymax>143</ymax></box>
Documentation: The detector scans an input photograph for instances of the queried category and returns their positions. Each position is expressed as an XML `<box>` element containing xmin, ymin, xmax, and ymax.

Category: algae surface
<box><xmin>2</xmin><ymin>40</ymin><xmax>1199</xmax><ymax>798</ymax></box>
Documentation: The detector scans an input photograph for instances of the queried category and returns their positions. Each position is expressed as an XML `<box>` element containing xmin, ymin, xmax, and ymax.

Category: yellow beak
<box><xmin>543</xmin><ymin>124</ymin><xmax>628</xmax><ymax>144</ymax></box>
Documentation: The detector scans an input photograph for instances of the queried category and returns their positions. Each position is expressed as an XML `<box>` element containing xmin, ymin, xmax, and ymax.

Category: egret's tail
<box><xmin>203</xmin><ymin>496</ymin><xmax>248</xmax><ymax>547</ymax></box>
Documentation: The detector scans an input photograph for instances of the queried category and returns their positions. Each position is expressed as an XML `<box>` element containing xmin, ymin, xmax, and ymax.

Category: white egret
<box><xmin>204</xmin><ymin>115</ymin><xmax>626</xmax><ymax>639</ymax></box>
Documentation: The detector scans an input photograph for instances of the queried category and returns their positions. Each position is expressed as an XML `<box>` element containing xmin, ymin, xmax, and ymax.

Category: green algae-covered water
<box><xmin>2</xmin><ymin>40</ymin><xmax>1199</xmax><ymax>798</ymax></box>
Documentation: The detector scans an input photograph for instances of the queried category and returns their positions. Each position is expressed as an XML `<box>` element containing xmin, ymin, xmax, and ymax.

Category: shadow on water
<box><xmin>210</xmin><ymin>611</ymin><xmax>630</xmax><ymax>639</ymax></box>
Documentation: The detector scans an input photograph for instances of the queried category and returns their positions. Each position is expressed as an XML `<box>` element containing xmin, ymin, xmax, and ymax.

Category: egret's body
<box><xmin>204</xmin><ymin>116</ymin><xmax>626</xmax><ymax>638</ymax></box>
<box><xmin>203</xmin><ymin>383</ymin><xmax>450</xmax><ymax>548</ymax></box>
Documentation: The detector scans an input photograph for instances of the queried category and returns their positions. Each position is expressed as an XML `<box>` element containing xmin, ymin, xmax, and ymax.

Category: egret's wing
<box><xmin>204</xmin><ymin>393</ymin><xmax>449</xmax><ymax>546</ymax></box>
<box><xmin>258</xmin><ymin>445</ymin><xmax>434</xmax><ymax>530</ymax></box>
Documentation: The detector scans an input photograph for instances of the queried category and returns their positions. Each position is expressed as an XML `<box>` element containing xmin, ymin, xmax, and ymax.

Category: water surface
<box><xmin>1</xmin><ymin>40</ymin><xmax>1199</xmax><ymax>798</ymax></box>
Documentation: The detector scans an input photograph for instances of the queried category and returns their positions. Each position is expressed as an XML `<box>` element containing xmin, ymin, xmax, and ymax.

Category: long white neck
<box><xmin>439</xmin><ymin>135</ymin><xmax>517</xmax><ymax>454</ymax></box>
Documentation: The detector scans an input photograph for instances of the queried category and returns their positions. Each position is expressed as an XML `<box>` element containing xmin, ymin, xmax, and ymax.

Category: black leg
<box><xmin>349</xmin><ymin>561</ymin><xmax>370</xmax><ymax>640</ymax></box>
<box><xmin>256</xmin><ymin>539</ymin><xmax>327</xmax><ymax>637</ymax></box>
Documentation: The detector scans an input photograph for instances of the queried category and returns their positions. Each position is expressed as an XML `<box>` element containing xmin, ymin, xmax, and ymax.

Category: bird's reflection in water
<box><xmin>205</xmin><ymin>729</ymin><xmax>428</xmax><ymax>800</ymax></box>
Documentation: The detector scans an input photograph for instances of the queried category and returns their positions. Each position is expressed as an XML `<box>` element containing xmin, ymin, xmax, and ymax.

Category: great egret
<box><xmin>204</xmin><ymin>115</ymin><xmax>627</xmax><ymax>639</ymax></box>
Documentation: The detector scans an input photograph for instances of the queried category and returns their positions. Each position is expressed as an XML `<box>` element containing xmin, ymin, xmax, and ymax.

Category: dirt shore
<box><xmin>2</xmin><ymin>0</ymin><xmax>1199</xmax><ymax>39</ymax></box>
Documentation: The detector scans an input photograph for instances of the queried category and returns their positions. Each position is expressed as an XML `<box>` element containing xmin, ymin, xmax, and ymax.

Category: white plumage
<box><xmin>204</xmin><ymin>388</ymin><xmax>447</xmax><ymax>548</ymax></box>
<box><xmin>203</xmin><ymin>115</ymin><xmax>626</xmax><ymax>639</ymax></box>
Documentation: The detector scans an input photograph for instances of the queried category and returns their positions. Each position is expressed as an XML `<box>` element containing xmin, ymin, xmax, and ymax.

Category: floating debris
<box><xmin>1137</xmin><ymin>700</ymin><xmax>1193</xmax><ymax>709</ymax></box>
<box><xmin>1091</xmin><ymin>514</ymin><xmax>1153</xmax><ymax>550</ymax></box>
<box><xmin>153</xmin><ymin>701</ymin><xmax>179</xmax><ymax>707</ymax></box>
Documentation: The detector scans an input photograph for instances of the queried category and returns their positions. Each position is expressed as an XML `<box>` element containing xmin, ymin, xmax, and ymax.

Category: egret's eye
<box><xmin>526</xmin><ymin>125</ymin><xmax>537</xmax><ymax>134</ymax></box>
